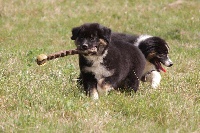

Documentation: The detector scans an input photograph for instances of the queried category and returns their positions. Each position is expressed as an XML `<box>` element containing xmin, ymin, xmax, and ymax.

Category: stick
<box><xmin>36</xmin><ymin>39</ymin><xmax>107</xmax><ymax>66</ymax></box>
<box><xmin>36</xmin><ymin>49</ymin><xmax>96</xmax><ymax>66</ymax></box>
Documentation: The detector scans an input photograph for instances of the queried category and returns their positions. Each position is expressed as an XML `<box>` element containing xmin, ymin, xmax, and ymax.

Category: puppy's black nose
<box><xmin>169</xmin><ymin>63</ymin><xmax>173</xmax><ymax>67</ymax></box>
<box><xmin>82</xmin><ymin>44</ymin><xmax>88</xmax><ymax>50</ymax></box>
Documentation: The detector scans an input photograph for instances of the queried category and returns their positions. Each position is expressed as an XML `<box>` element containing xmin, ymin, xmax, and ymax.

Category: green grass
<box><xmin>0</xmin><ymin>0</ymin><xmax>199</xmax><ymax>132</ymax></box>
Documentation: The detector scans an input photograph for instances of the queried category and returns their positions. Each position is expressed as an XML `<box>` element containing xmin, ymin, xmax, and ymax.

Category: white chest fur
<box><xmin>143</xmin><ymin>60</ymin><xmax>161</xmax><ymax>88</ymax></box>
<box><xmin>83</xmin><ymin>50</ymin><xmax>114</xmax><ymax>80</ymax></box>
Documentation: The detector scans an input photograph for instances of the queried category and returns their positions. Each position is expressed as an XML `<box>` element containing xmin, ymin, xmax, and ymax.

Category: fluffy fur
<box><xmin>71</xmin><ymin>23</ymin><xmax>145</xmax><ymax>99</ymax></box>
<box><xmin>111</xmin><ymin>33</ymin><xmax>173</xmax><ymax>88</ymax></box>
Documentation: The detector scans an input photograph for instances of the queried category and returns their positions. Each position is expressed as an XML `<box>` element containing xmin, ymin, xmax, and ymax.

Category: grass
<box><xmin>0</xmin><ymin>0</ymin><xmax>199</xmax><ymax>132</ymax></box>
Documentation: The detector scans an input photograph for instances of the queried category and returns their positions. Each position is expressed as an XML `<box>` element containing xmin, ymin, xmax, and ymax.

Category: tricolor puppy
<box><xmin>112</xmin><ymin>33</ymin><xmax>173</xmax><ymax>88</ymax></box>
<box><xmin>71</xmin><ymin>23</ymin><xmax>145</xmax><ymax>99</ymax></box>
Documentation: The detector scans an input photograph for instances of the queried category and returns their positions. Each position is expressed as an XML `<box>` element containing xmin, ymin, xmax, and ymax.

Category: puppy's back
<box><xmin>107</xmin><ymin>37</ymin><xmax>146</xmax><ymax>81</ymax></box>
<box><xmin>111</xmin><ymin>32</ymin><xmax>139</xmax><ymax>44</ymax></box>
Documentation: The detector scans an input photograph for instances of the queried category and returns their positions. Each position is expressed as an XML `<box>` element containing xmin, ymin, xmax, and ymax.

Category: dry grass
<box><xmin>0</xmin><ymin>0</ymin><xmax>199</xmax><ymax>132</ymax></box>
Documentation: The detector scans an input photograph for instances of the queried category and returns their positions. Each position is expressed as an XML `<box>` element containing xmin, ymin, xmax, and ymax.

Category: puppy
<box><xmin>111</xmin><ymin>33</ymin><xmax>173</xmax><ymax>88</ymax></box>
<box><xmin>71</xmin><ymin>23</ymin><xmax>145</xmax><ymax>99</ymax></box>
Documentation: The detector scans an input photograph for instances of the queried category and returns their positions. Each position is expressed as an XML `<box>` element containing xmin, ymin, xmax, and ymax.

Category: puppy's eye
<box><xmin>79</xmin><ymin>35</ymin><xmax>84</xmax><ymax>40</ymax></box>
<box><xmin>90</xmin><ymin>37</ymin><xmax>95</xmax><ymax>41</ymax></box>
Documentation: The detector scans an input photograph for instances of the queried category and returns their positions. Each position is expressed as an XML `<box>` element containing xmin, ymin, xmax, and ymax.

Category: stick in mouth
<box><xmin>36</xmin><ymin>49</ymin><xmax>97</xmax><ymax>66</ymax></box>
<box><xmin>36</xmin><ymin>39</ymin><xmax>107</xmax><ymax>66</ymax></box>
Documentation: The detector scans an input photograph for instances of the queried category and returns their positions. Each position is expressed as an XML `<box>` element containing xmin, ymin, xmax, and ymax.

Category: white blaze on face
<box><xmin>134</xmin><ymin>35</ymin><xmax>152</xmax><ymax>47</ymax></box>
<box><xmin>165</xmin><ymin>43</ymin><xmax>170</xmax><ymax>52</ymax></box>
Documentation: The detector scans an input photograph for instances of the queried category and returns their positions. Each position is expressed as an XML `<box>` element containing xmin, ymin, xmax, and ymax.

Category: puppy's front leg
<box><xmin>144</xmin><ymin>71</ymin><xmax>161</xmax><ymax>88</ymax></box>
<box><xmin>97</xmin><ymin>78</ymin><xmax>115</xmax><ymax>96</ymax></box>
<box><xmin>89</xmin><ymin>86</ymin><xmax>99</xmax><ymax>100</ymax></box>
<box><xmin>151</xmin><ymin>71</ymin><xmax>161</xmax><ymax>88</ymax></box>
<box><xmin>81</xmin><ymin>72</ymin><xmax>99</xmax><ymax>100</ymax></box>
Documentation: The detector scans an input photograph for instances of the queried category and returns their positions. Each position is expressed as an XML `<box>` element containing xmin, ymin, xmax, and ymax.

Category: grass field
<box><xmin>0</xmin><ymin>0</ymin><xmax>199</xmax><ymax>132</ymax></box>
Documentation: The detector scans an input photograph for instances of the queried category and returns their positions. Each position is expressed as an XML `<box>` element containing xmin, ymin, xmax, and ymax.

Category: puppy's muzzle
<box><xmin>164</xmin><ymin>58</ymin><xmax>173</xmax><ymax>67</ymax></box>
<box><xmin>82</xmin><ymin>44</ymin><xmax>88</xmax><ymax>50</ymax></box>
<box><xmin>168</xmin><ymin>62</ymin><xmax>173</xmax><ymax>67</ymax></box>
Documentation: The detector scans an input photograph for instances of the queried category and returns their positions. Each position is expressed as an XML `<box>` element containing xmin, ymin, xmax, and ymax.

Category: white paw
<box><xmin>151</xmin><ymin>71</ymin><xmax>161</xmax><ymax>88</ymax></box>
<box><xmin>90</xmin><ymin>89</ymin><xmax>99</xmax><ymax>100</ymax></box>
<box><xmin>151</xmin><ymin>81</ymin><xmax>160</xmax><ymax>89</ymax></box>
<box><xmin>92</xmin><ymin>92</ymin><xmax>99</xmax><ymax>100</ymax></box>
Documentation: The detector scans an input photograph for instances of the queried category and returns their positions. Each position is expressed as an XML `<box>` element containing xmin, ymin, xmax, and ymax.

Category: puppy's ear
<box><xmin>71</xmin><ymin>26</ymin><xmax>81</xmax><ymax>40</ymax></box>
<box><xmin>100</xmin><ymin>26</ymin><xmax>111</xmax><ymax>43</ymax></box>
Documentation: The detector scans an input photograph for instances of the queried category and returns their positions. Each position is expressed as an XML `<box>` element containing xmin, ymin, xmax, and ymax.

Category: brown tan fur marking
<box><xmin>97</xmin><ymin>79</ymin><xmax>114</xmax><ymax>95</ymax></box>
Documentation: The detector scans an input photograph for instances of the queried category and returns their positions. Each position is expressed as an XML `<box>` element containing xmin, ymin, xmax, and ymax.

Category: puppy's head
<box><xmin>71</xmin><ymin>23</ymin><xmax>111</xmax><ymax>55</ymax></box>
<box><xmin>139</xmin><ymin>36</ymin><xmax>173</xmax><ymax>72</ymax></box>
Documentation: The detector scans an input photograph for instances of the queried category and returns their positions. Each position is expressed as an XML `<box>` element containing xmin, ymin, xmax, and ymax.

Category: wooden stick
<box><xmin>36</xmin><ymin>49</ymin><xmax>96</xmax><ymax>66</ymax></box>
<box><xmin>36</xmin><ymin>39</ymin><xmax>107</xmax><ymax>66</ymax></box>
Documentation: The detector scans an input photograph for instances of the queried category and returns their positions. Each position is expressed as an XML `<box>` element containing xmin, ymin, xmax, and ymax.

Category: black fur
<box><xmin>139</xmin><ymin>37</ymin><xmax>171</xmax><ymax>66</ymax></box>
<box><xmin>71</xmin><ymin>23</ymin><xmax>145</xmax><ymax>98</ymax></box>
<box><xmin>111</xmin><ymin>33</ymin><xmax>173</xmax><ymax>88</ymax></box>
<box><xmin>112</xmin><ymin>33</ymin><xmax>173</xmax><ymax>71</ymax></box>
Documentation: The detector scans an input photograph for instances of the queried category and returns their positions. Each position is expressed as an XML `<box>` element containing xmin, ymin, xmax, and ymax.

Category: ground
<box><xmin>0</xmin><ymin>0</ymin><xmax>199</xmax><ymax>132</ymax></box>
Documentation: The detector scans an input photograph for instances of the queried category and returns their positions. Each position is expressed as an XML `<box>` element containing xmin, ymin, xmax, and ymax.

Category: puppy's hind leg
<box><xmin>125</xmin><ymin>73</ymin><xmax>140</xmax><ymax>93</ymax></box>
<box><xmin>129</xmin><ymin>79</ymin><xmax>140</xmax><ymax>93</ymax></box>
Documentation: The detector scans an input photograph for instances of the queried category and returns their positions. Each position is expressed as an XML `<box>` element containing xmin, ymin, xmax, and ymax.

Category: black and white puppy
<box><xmin>111</xmin><ymin>33</ymin><xmax>173</xmax><ymax>88</ymax></box>
<box><xmin>71</xmin><ymin>23</ymin><xmax>145</xmax><ymax>99</ymax></box>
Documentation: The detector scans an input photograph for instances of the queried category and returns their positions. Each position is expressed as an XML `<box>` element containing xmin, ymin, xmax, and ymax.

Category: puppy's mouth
<box><xmin>154</xmin><ymin>61</ymin><xmax>166</xmax><ymax>72</ymax></box>
<box><xmin>87</xmin><ymin>46</ymin><xmax>98</xmax><ymax>54</ymax></box>
<box><xmin>78</xmin><ymin>46</ymin><xmax>98</xmax><ymax>55</ymax></box>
